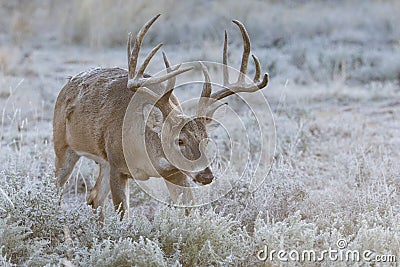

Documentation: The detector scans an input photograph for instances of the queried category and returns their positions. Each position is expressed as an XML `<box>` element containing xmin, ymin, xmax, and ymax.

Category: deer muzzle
<box><xmin>194</xmin><ymin>167</ymin><xmax>214</xmax><ymax>185</ymax></box>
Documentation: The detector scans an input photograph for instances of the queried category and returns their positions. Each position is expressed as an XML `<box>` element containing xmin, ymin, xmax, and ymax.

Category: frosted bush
<box><xmin>0</xmin><ymin>220</ymin><xmax>35</xmax><ymax>264</ymax></box>
<box><xmin>151</xmin><ymin>207</ymin><xmax>251</xmax><ymax>265</ymax></box>
<box><xmin>350</xmin><ymin>212</ymin><xmax>400</xmax><ymax>256</ymax></box>
<box><xmin>82</xmin><ymin>237</ymin><xmax>167</xmax><ymax>267</ymax></box>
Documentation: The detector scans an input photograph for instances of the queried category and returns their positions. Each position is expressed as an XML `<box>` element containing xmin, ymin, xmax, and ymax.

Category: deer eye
<box><xmin>175</xmin><ymin>138</ymin><xmax>185</xmax><ymax>146</ymax></box>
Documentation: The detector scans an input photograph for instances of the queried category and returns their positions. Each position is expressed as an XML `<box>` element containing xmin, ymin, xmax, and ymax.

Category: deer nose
<box><xmin>195</xmin><ymin>168</ymin><xmax>214</xmax><ymax>185</ymax></box>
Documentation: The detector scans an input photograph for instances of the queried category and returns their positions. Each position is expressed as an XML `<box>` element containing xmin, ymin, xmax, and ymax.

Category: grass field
<box><xmin>1</xmin><ymin>1</ymin><xmax>399</xmax><ymax>266</ymax></box>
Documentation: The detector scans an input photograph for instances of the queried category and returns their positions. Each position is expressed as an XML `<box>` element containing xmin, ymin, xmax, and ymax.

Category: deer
<box><xmin>53</xmin><ymin>14</ymin><xmax>268</xmax><ymax>220</ymax></box>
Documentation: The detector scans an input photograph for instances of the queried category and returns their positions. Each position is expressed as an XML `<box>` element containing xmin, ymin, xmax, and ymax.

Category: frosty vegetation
<box><xmin>1</xmin><ymin>0</ymin><xmax>399</xmax><ymax>266</ymax></box>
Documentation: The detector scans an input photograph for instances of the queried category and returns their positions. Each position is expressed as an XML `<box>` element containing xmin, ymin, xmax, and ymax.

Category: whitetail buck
<box><xmin>54</xmin><ymin>14</ymin><xmax>268</xmax><ymax>220</ymax></box>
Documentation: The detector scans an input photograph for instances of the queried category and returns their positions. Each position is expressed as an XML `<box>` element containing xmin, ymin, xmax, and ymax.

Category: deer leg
<box><xmin>55</xmin><ymin>147</ymin><xmax>80</xmax><ymax>188</ymax></box>
<box><xmin>87</xmin><ymin>161</ymin><xmax>111</xmax><ymax>221</ymax></box>
<box><xmin>164</xmin><ymin>172</ymin><xmax>194</xmax><ymax>206</ymax></box>
<box><xmin>110</xmin><ymin>168</ymin><xmax>130</xmax><ymax>220</ymax></box>
<box><xmin>55</xmin><ymin>147</ymin><xmax>80</xmax><ymax>205</ymax></box>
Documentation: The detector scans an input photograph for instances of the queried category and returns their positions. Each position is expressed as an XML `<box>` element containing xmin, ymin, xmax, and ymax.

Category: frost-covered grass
<box><xmin>1</xmin><ymin>0</ymin><xmax>400</xmax><ymax>266</ymax></box>
<box><xmin>1</xmin><ymin>80</ymin><xmax>399</xmax><ymax>266</ymax></box>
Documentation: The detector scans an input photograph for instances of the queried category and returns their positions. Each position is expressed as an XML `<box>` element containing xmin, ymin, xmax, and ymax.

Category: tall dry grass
<box><xmin>2</xmin><ymin>0</ymin><xmax>399</xmax><ymax>48</ymax></box>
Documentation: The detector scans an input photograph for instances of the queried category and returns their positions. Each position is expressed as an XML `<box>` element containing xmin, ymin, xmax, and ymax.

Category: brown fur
<box><xmin>54</xmin><ymin>67</ymin><xmax>211</xmax><ymax>220</ymax></box>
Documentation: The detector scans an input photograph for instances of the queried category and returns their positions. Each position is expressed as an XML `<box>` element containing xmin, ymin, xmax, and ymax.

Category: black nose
<box><xmin>195</xmin><ymin>168</ymin><xmax>214</xmax><ymax>185</ymax></box>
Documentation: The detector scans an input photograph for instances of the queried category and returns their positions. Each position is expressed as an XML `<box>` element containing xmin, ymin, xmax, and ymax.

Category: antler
<box><xmin>127</xmin><ymin>14</ymin><xmax>192</xmax><ymax>90</ymax></box>
<box><xmin>197</xmin><ymin>20</ymin><xmax>269</xmax><ymax>115</ymax></box>
<box><xmin>196</xmin><ymin>62</ymin><xmax>212</xmax><ymax>116</ymax></box>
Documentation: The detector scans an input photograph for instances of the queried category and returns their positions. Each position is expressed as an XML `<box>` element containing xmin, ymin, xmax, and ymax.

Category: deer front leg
<box><xmin>87</xmin><ymin>161</ymin><xmax>111</xmax><ymax>222</ymax></box>
<box><xmin>164</xmin><ymin>171</ymin><xmax>194</xmax><ymax>207</ymax></box>
<box><xmin>110</xmin><ymin>168</ymin><xmax>130</xmax><ymax>220</ymax></box>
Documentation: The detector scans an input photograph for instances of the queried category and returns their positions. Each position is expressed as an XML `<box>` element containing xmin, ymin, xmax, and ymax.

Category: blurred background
<box><xmin>1</xmin><ymin>0</ymin><xmax>399</xmax><ymax>87</ymax></box>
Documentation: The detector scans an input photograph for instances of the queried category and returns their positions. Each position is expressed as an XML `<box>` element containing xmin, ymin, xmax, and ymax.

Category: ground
<box><xmin>0</xmin><ymin>1</ymin><xmax>399</xmax><ymax>266</ymax></box>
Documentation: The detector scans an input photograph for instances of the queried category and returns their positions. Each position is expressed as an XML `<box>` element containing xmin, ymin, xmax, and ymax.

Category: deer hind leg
<box><xmin>110</xmin><ymin>168</ymin><xmax>130</xmax><ymax>220</ymax></box>
<box><xmin>55</xmin><ymin>147</ymin><xmax>80</xmax><ymax>190</ymax></box>
<box><xmin>164</xmin><ymin>172</ymin><xmax>194</xmax><ymax>207</ymax></box>
<box><xmin>87</xmin><ymin>160</ymin><xmax>111</xmax><ymax>221</ymax></box>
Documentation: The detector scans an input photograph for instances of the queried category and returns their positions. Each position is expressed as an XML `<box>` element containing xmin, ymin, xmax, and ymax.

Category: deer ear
<box><xmin>204</xmin><ymin>117</ymin><xmax>220</xmax><ymax>132</ymax></box>
<box><xmin>205</xmin><ymin>103</ymin><xmax>227</xmax><ymax>132</ymax></box>
<box><xmin>143</xmin><ymin>104</ymin><xmax>164</xmax><ymax>134</ymax></box>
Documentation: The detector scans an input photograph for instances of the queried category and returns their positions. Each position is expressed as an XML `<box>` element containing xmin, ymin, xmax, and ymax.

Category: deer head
<box><xmin>123</xmin><ymin>14</ymin><xmax>269</xmax><ymax>186</ymax></box>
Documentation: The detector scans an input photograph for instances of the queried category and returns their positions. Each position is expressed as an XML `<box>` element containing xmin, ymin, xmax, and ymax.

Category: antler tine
<box><xmin>140</xmin><ymin>66</ymin><xmax>194</xmax><ymax>87</ymax></box>
<box><xmin>161</xmin><ymin>51</ymin><xmax>184</xmax><ymax>110</ymax></box>
<box><xmin>127</xmin><ymin>15</ymin><xmax>194</xmax><ymax>90</ymax></box>
<box><xmin>162</xmin><ymin>51</ymin><xmax>171</xmax><ymax>69</ymax></box>
<box><xmin>209</xmin><ymin>70</ymin><xmax>269</xmax><ymax>101</ymax></box>
<box><xmin>208</xmin><ymin>20</ymin><xmax>268</xmax><ymax>102</ymax></box>
<box><xmin>257</xmin><ymin>73</ymin><xmax>269</xmax><ymax>89</ymax></box>
<box><xmin>162</xmin><ymin>51</ymin><xmax>181</xmax><ymax>91</ymax></box>
<box><xmin>232</xmin><ymin>20</ymin><xmax>250</xmax><ymax>83</ymax></box>
<box><xmin>156</xmin><ymin>65</ymin><xmax>186</xmax><ymax>109</ymax></box>
<box><xmin>223</xmin><ymin>30</ymin><xmax>229</xmax><ymax>86</ymax></box>
<box><xmin>252</xmin><ymin>54</ymin><xmax>261</xmax><ymax>82</ymax></box>
<box><xmin>137</xmin><ymin>43</ymin><xmax>163</xmax><ymax>77</ymax></box>
<box><xmin>129</xmin><ymin>14</ymin><xmax>161</xmax><ymax>79</ymax></box>
<box><xmin>197</xmin><ymin>62</ymin><xmax>212</xmax><ymax>116</ymax></box>
<box><xmin>199</xmin><ymin>62</ymin><xmax>211</xmax><ymax>98</ymax></box>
